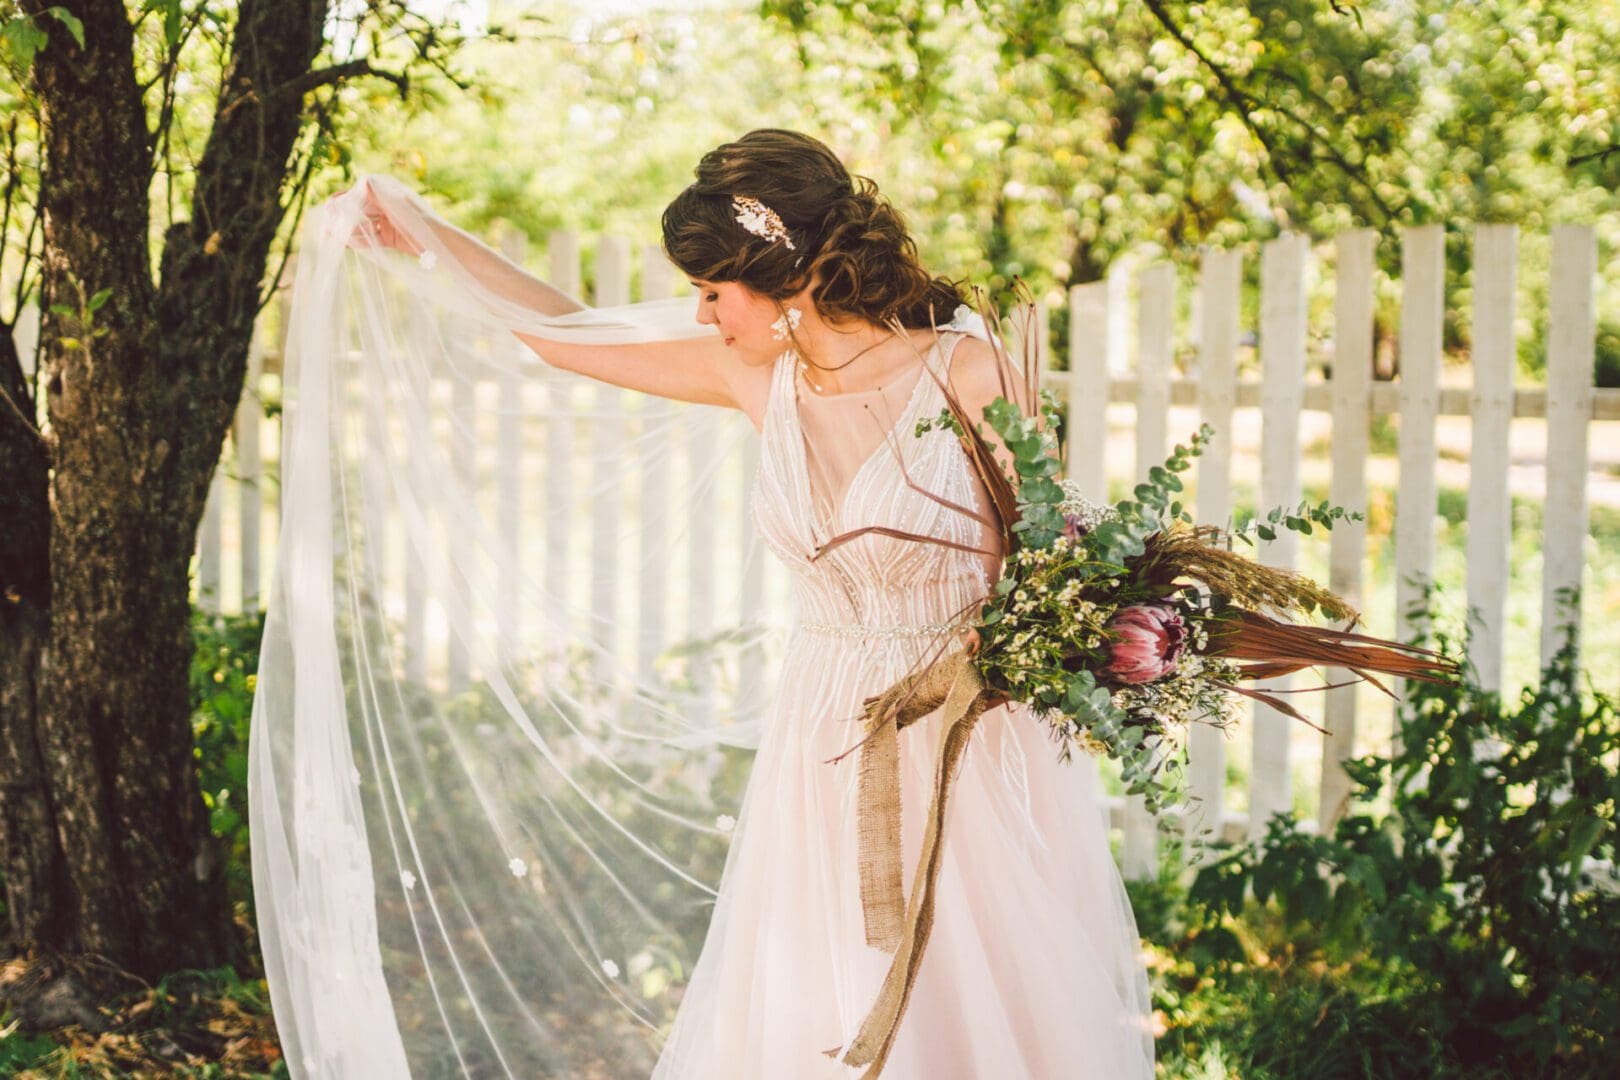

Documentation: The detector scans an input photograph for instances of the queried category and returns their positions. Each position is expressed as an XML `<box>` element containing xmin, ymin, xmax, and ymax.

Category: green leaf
<box><xmin>2</xmin><ymin>19</ymin><xmax>43</xmax><ymax>68</ymax></box>
<box><xmin>1566</xmin><ymin>814</ymin><xmax>1607</xmax><ymax>868</ymax></box>
<box><xmin>88</xmin><ymin>287</ymin><xmax>113</xmax><ymax>313</ymax></box>
<box><xmin>163</xmin><ymin>0</ymin><xmax>183</xmax><ymax>48</ymax></box>
<box><xmin>42</xmin><ymin>7</ymin><xmax>84</xmax><ymax>49</ymax></box>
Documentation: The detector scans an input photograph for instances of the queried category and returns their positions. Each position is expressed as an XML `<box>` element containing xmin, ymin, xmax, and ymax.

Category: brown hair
<box><xmin>660</xmin><ymin>129</ymin><xmax>966</xmax><ymax>331</ymax></box>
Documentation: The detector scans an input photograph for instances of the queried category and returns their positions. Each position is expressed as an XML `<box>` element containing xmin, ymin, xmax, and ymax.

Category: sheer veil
<box><xmin>246</xmin><ymin>173</ymin><xmax>1078</xmax><ymax>1078</ymax></box>
<box><xmin>248</xmin><ymin>174</ymin><xmax>800</xmax><ymax>1077</ymax></box>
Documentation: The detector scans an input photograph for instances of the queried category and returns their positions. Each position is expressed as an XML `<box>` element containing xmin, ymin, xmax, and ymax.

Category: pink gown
<box><xmin>650</xmin><ymin>330</ymin><xmax>1154</xmax><ymax>1078</ymax></box>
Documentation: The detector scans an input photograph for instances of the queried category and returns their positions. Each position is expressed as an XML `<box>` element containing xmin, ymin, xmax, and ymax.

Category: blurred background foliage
<box><xmin>3</xmin><ymin>0</ymin><xmax>1616</xmax><ymax>375</ymax></box>
<box><xmin>310</xmin><ymin>0</ymin><xmax>1620</xmax><ymax>380</ymax></box>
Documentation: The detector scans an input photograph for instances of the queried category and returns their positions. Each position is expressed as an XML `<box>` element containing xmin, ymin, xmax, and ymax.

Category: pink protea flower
<box><xmin>1101</xmin><ymin>603</ymin><xmax>1188</xmax><ymax>684</ymax></box>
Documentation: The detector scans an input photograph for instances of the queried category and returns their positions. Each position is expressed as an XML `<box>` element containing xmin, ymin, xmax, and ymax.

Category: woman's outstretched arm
<box><xmin>355</xmin><ymin>182</ymin><xmax>752</xmax><ymax>411</ymax></box>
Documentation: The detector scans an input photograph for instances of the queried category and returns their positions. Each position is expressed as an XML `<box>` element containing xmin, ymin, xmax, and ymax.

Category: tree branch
<box><xmin>1140</xmin><ymin>0</ymin><xmax>1395</xmax><ymax>223</ymax></box>
<box><xmin>0</xmin><ymin>384</ymin><xmax>47</xmax><ymax>452</ymax></box>
<box><xmin>262</xmin><ymin>60</ymin><xmax>410</xmax><ymax>108</ymax></box>
<box><xmin>1570</xmin><ymin>144</ymin><xmax>1620</xmax><ymax>167</ymax></box>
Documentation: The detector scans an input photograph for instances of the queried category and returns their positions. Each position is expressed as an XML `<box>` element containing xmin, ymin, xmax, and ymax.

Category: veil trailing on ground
<box><xmin>248</xmin><ymin>176</ymin><xmax>784</xmax><ymax>1077</ymax></box>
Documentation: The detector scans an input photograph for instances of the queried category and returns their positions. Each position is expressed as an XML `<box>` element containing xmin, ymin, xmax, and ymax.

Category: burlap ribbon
<box><xmin>822</xmin><ymin>647</ymin><xmax>995</xmax><ymax>1078</ymax></box>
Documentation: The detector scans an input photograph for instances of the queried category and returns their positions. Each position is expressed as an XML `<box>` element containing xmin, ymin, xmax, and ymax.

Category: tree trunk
<box><xmin>0</xmin><ymin>324</ymin><xmax>63</xmax><ymax>951</ymax></box>
<box><xmin>0</xmin><ymin>0</ymin><xmax>328</xmax><ymax>990</ymax></box>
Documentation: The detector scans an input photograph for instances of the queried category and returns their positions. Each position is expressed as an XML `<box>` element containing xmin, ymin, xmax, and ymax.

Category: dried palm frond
<box><xmin>1133</xmin><ymin>521</ymin><xmax>1361</xmax><ymax>623</ymax></box>
<box><xmin>1206</xmin><ymin>606</ymin><xmax>1460</xmax><ymax>690</ymax></box>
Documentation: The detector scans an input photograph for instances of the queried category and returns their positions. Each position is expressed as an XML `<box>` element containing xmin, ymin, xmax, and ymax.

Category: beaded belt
<box><xmin>798</xmin><ymin>619</ymin><xmax>959</xmax><ymax>641</ymax></box>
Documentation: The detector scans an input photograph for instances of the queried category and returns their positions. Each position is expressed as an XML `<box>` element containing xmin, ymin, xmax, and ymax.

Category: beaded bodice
<box><xmin>749</xmin><ymin>331</ymin><xmax>996</xmax><ymax>636</ymax></box>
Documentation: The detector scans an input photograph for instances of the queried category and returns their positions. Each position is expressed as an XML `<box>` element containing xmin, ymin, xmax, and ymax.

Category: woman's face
<box><xmin>689</xmin><ymin>278</ymin><xmax>789</xmax><ymax>364</ymax></box>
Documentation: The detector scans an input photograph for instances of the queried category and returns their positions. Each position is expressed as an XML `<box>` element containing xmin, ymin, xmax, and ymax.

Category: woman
<box><xmin>252</xmin><ymin>129</ymin><xmax>1152</xmax><ymax>1078</ymax></box>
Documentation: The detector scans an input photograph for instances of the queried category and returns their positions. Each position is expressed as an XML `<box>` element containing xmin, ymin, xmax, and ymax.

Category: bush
<box><xmin>188</xmin><ymin>608</ymin><xmax>266</xmax><ymax>927</ymax></box>
<box><xmin>1152</xmin><ymin>600</ymin><xmax>1620</xmax><ymax>1077</ymax></box>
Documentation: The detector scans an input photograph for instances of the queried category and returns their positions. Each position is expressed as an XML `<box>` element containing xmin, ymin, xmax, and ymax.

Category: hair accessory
<box><xmin>732</xmin><ymin>195</ymin><xmax>797</xmax><ymax>250</ymax></box>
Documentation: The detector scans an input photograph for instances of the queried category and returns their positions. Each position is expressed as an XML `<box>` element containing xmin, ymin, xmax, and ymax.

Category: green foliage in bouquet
<box><xmin>946</xmin><ymin>409</ymin><xmax>1366</xmax><ymax>817</ymax></box>
<box><xmin>1175</xmin><ymin>599</ymin><xmax>1620</xmax><ymax>1076</ymax></box>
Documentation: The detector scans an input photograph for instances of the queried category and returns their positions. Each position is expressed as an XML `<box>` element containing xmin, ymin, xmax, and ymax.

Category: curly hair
<box><xmin>660</xmin><ymin>128</ymin><xmax>966</xmax><ymax>332</ymax></box>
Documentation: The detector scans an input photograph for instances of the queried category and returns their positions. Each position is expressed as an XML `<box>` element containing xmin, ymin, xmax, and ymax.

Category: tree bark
<box><xmin>0</xmin><ymin>322</ymin><xmax>62</xmax><ymax>950</ymax></box>
<box><xmin>0</xmin><ymin>0</ymin><xmax>327</xmax><ymax>984</ymax></box>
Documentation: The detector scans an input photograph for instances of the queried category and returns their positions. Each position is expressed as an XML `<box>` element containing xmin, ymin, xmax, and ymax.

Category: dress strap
<box><xmin>936</xmin><ymin>328</ymin><xmax>969</xmax><ymax>379</ymax></box>
<box><xmin>921</xmin><ymin>329</ymin><xmax>970</xmax><ymax>403</ymax></box>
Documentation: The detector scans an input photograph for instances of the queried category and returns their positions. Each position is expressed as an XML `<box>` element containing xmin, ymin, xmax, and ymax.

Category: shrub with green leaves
<box><xmin>189</xmin><ymin>608</ymin><xmax>266</xmax><ymax>929</ymax></box>
<box><xmin>1182</xmin><ymin>601</ymin><xmax>1619</xmax><ymax>1076</ymax></box>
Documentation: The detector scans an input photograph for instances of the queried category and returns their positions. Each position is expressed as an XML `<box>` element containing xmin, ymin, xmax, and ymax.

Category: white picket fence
<box><xmin>195</xmin><ymin>222</ymin><xmax>1615</xmax><ymax>879</ymax></box>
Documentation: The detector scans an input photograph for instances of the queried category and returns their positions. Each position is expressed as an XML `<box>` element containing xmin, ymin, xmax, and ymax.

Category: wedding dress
<box><xmin>650</xmin><ymin>332</ymin><xmax>1153</xmax><ymax>1078</ymax></box>
<box><xmin>247</xmin><ymin>175</ymin><xmax>1152</xmax><ymax>1079</ymax></box>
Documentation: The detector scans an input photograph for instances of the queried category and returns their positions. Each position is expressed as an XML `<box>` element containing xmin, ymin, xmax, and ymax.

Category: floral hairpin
<box><xmin>731</xmin><ymin>194</ymin><xmax>796</xmax><ymax>250</ymax></box>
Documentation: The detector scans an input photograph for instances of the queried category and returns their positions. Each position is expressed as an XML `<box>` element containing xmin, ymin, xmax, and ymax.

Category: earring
<box><xmin>771</xmin><ymin>305</ymin><xmax>803</xmax><ymax>342</ymax></box>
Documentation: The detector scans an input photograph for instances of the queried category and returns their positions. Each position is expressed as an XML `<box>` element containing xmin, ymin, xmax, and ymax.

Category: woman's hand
<box><xmin>960</xmin><ymin>628</ymin><xmax>1013</xmax><ymax>711</ymax></box>
<box><xmin>343</xmin><ymin>181</ymin><xmax>424</xmax><ymax>256</ymax></box>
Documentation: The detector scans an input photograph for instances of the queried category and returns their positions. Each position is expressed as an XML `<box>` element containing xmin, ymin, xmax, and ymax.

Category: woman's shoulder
<box><xmin>942</xmin><ymin>331</ymin><xmax>1005</xmax><ymax>401</ymax></box>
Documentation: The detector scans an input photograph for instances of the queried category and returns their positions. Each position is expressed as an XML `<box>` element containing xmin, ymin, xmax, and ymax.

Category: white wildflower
<box><xmin>601</xmin><ymin>957</ymin><xmax>621</xmax><ymax>978</ymax></box>
<box><xmin>400</xmin><ymin>869</ymin><xmax>417</xmax><ymax>891</ymax></box>
<box><xmin>715</xmin><ymin>814</ymin><xmax>736</xmax><ymax>833</ymax></box>
<box><xmin>508</xmin><ymin>856</ymin><xmax>528</xmax><ymax>878</ymax></box>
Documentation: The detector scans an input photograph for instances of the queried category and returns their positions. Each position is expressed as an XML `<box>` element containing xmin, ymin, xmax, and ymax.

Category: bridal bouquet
<box><xmin>819</xmin><ymin>292</ymin><xmax>1462</xmax><ymax>1077</ymax></box>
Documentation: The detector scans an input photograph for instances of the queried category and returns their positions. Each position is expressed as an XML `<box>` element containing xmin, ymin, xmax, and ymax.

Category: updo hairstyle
<box><xmin>660</xmin><ymin>128</ymin><xmax>965</xmax><ymax>332</ymax></box>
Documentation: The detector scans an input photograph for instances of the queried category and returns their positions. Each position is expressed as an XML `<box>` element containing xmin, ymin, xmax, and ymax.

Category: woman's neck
<box><xmin>794</xmin><ymin>319</ymin><xmax>927</xmax><ymax>396</ymax></box>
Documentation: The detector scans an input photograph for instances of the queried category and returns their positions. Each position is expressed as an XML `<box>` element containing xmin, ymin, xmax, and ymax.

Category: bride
<box><xmin>249</xmin><ymin>128</ymin><xmax>1153</xmax><ymax>1078</ymax></box>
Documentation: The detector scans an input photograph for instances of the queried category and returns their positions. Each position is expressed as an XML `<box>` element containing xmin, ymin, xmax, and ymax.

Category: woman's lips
<box><xmin>724</xmin><ymin>335</ymin><xmax>735</xmax><ymax>346</ymax></box>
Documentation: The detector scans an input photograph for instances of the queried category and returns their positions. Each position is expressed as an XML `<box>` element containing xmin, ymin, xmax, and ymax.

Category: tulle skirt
<box><xmin>651</xmin><ymin>625</ymin><xmax>1156</xmax><ymax>1079</ymax></box>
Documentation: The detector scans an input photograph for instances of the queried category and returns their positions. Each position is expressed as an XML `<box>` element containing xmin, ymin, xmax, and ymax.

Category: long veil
<box><xmin>248</xmin><ymin>175</ymin><xmax>783</xmax><ymax>1078</ymax></box>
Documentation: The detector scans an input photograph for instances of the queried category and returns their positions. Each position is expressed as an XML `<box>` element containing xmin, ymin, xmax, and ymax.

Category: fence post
<box><xmin>1123</xmin><ymin>262</ymin><xmax>1175</xmax><ymax>878</ymax></box>
<box><xmin>1394</xmin><ymin>224</ymin><xmax>1445</xmax><ymax>704</ymax></box>
<box><xmin>1066</xmin><ymin>281</ymin><xmax>1112</xmax><ymax>504</ymax></box>
<box><xmin>592</xmin><ymin>236</ymin><xmax>632</xmax><ymax>680</ymax></box>
<box><xmin>638</xmin><ymin>244</ymin><xmax>676</xmax><ymax>686</ymax></box>
<box><xmin>198</xmin><ymin>456</ymin><xmax>225</xmax><ymax>614</ymax></box>
<box><xmin>496</xmin><ymin>228</ymin><xmax>529</xmax><ymax>647</ymax></box>
<box><xmin>686</xmin><ymin>408</ymin><xmax>721</xmax><ymax>729</ymax></box>
<box><xmin>1250</xmin><ymin>231</ymin><xmax>1310</xmax><ymax>840</ymax></box>
<box><xmin>1466</xmin><ymin>225</ymin><xmax>1519</xmax><ymax>694</ymax></box>
<box><xmin>543</xmin><ymin>231</ymin><xmax>580</xmax><ymax>672</ymax></box>
<box><xmin>1188</xmin><ymin>246</ymin><xmax>1241</xmax><ymax>844</ymax></box>
<box><xmin>1320</xmin><ymin>229</ymin><xmax>1377</xmax><ymax>829</ymax></box>
<box><xmin>1541</xmin><ymin>224</ymin><xmax>1597</xmax><ymax>669</ymax></box>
